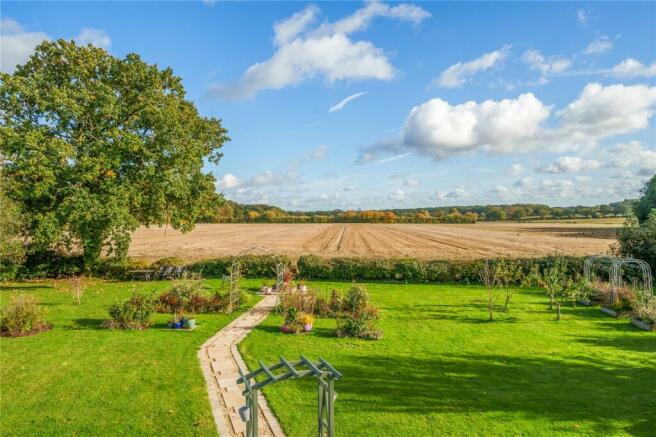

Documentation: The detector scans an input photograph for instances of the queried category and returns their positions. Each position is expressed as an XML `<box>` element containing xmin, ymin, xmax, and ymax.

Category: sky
<box><xmin>2</xmin><ymin>1</ymin><xmax>655</xmax><ymax>210</ymax></box>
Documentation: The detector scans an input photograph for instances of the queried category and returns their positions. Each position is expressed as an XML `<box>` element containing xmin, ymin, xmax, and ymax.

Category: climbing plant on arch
<box><xmin>237</xmin><ymin>356</ymin><xmax>342</xmax><ymax>437</ymax></box>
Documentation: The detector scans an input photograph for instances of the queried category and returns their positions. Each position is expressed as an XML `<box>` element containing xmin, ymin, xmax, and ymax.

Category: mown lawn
<box><xmin>240</xmin><ymin>282</ymin><xmax>656</xmax><ymax>436</ymax></box>
<box><xmin>0</xmin><ymin>279</ymin><xmax>259</xmax><ymax>436</ymax></box>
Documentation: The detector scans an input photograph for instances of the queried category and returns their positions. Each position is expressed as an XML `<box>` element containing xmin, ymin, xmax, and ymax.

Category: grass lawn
<box><xmin>0</xmin><ymin>279</ymin><xmax>259</xmax><ymax>436</ymax></box>
<box><xmin>240</xmin><ymin>282</ymin><xmax>656</xmax><ymax>436</ymax></box>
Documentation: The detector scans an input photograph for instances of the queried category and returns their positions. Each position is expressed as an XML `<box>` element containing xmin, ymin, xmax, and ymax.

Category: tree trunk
<box><xmin>549</xmin><ymin>295</ymin><xmax>554</xmax><ymax>310</ymax></box>
<box><xmin>504</xmin><ymin>293</ymin><xmax>511</xmax><ymax>311</ymax></box>
<box><xmin>556</xmin><ymin>302</ymin><xmax>561</xmax><ymax>321</ymax></box>
<box><xmin>488</xmin><ymin>289</ymin><xmax>494</xmax><ymax>321</ymax></box>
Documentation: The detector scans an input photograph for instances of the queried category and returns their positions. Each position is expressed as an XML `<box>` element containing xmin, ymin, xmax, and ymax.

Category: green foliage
<box><xmin>0</xmin><ymin>294</ymin><xmax>49</xmax><ymax>336</ymax></box>
<box><xmin>633</xmin><ymin>294</ymin><xmax>656</xmax><ymax>324</ymax></box>
<box><xmin>106</xmin><ymin>293</ymin><xmax>154</xmax><ymax>330</ymax></box>
<box><xmin>156</xmin><ymin>275</ymin><xmax>228</xmax><ymax>315</ymax></box>
<box><xmin>334</xmin><ymin>284</ymin><xmax>382</xmax><ymax>339</ymax></box>
<box><xmin>0</xmin><ymin>40</ymin><xmax>228</xmax><ymax>269</ymax></box>
<box><xmin>188</xmin><ymin>254</ymin><xmax>291</xmax><ymax>278</ymax></box>
<box><xmin>335</xmin><ymin>306</ymin><xmax>382</xmax><ymax>340</ymax></box>
<box><xmin>534</xmin><ymin>255</ymin><xmax>574</xmax><ymax>318</ymax></box>
<box><xmin>343</xmin><ymin>284</ymin><xmax>370</xmax><ymax>313</ymax></box>
<box><xmin>634</xmin><ymin>174</ymin><xmax>656</xmax><ymax>223</ymax></box>
<box><xmin>0</xmin><ymin>176</ymin><xmax>25</xmax><ymax>280</ymax></box>
<box><xmin>617</xmin><ymin>210</ymin><xmax>656</xmax><ymax>271</ymax></box>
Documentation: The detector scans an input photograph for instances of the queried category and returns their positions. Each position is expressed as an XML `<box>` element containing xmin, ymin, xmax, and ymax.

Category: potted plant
<box><xmin>301</xmin><ymin>313</ymin><xmax>314</xmax><ymax>332</ymax></box>
<box><xmin>184</xmin><ymin>313</ymin><xmax>197</xmax><ymax>329</ymax></box>
<box><xmin>260</xmin><ymin>282</ymin><xmax>273</xmax><ymax>295</ymax></box>
<box><xmin>281</xmin><ymin>307</ymin><xmax>301</xmax><ymax>333</ymax></box>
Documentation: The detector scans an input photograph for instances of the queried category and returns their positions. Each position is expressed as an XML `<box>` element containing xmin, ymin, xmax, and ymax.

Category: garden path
<box><xmin>198</xmin><ymin>295</ymin><xmax>284</xmax><ymax>437</ymax></box>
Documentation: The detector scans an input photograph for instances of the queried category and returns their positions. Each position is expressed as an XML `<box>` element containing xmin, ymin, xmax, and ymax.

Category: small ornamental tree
<box><xmin>479</xmin><ymin>260</ymin><xmax>499</xmax><ymax>321</ymax></box>
<box><xmin>536</xmin><ymin>255</ymin><xmax>572</xmax><ymax>320</ymax></box>
<box><xmin>0</xmin><ymin>40</ymin><xmax>228</xmax><ymax>269</ymax></box>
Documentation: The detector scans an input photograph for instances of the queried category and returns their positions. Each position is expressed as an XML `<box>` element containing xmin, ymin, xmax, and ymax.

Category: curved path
<box><xmin>198</xmin><ymin>295</ymin><xmax>285</xmax><ymax>437</ymax></box>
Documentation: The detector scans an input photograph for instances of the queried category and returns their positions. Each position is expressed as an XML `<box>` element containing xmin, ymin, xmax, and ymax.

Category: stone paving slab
<box><xmin>198</xmin><ymin>295</ymin><xmax>284</xmax><ymax>437</ymax></box>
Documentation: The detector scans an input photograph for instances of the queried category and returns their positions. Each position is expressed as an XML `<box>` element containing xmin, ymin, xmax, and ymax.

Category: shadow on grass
<box><xmin>253</xmin><ymin>324</ymin><xmax>335</xmax><ymax>339</ymax></box>
<box><xmin>67</xmin><ymin>318</ymin><xmax>104</xmax><ymax>329</ymax></box>
<box><xmin>310</xmin><ymin>353</ymin><xmax>655</xmax><ymax>436</ymax></box>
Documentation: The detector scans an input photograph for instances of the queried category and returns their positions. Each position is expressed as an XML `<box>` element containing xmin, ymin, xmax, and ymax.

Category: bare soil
<box><xmin>128</xmin><ymin>219</ymin><xmax>621</xmax><ymax>261</ymax></box>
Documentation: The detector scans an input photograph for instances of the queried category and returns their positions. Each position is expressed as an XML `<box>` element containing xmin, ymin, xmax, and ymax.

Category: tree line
<box><xmin>199</xmin><ymin>199</ymin><xmax>637</xmax><ymax>224</ymax></box>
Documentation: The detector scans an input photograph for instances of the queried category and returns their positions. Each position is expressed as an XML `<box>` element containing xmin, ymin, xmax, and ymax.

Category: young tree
<box><xmin>479</xmin><ymin>260</ymin><xmax>499</xmax><ymax>321</ymax></box>
<box><xmin>536</xmin><ymin>255</ymin><xmax>572</xmax><ymax>320</ymax></box>
<box><xmin>496</xmin><ymin>259</ymin><xmax>520</xmax><ymax>311</ymax></box>
<box><xmin>0</xmin><ymin>40</ymin><xmax>228</xmax><ymax>269</ymax></box>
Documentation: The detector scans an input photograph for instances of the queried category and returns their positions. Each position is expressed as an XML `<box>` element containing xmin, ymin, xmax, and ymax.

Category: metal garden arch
<box><xmin>584</xmin><ymin>255</ymin><xmax>621</xmax><ymax>288</ymax></box>
<box><xmin>237</xmin><ymin>356</ymin><xmax>342</xmax><ymax>437</ymax></box>
<box><xmin>615</xmin><ymin>257</ymin><xmax>653</xmax><ymax>296</ymax></box>
<box><xmin>226</xmin><ymin>246</ymin><xmax>285</xmax><ymax>313</ymax></box>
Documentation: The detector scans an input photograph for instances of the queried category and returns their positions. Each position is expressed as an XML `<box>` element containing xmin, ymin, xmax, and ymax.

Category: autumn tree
<box><xmin>0</xmin><ymin>40</ymin><xmax>228</xmax><ymax>269</ymax></box>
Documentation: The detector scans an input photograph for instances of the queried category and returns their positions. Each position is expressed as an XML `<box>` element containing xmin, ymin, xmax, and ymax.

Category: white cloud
<box><xmin>360</xmin><ymin>83</ymin><xmax>656</xmax><ymax>163</ymax></box>
<box><xmin>436</xmin><ymin>187</ymin><xmax>470</xmax><ymax>200</ymax></box>
<box><xmin>401</xmin><ymin>93</ymin><xmax>551</xmax><ymax>159</ymax></box>
<box><xmin>1</xmin><ymin>18</ymin><xmax>112</xmax><ymax>73</ymax></box>
<box><xmin>508</xmin><ymin>163</ymin><xmax>524</xmax><ymax>176</ymax></box>
<box><xmin>217</xmin><ymin>173</ymin><xmax>241</xmax><ymax>190</ymax></box>
<box><xmin>303</xmin><ymin>144</ymin><xmax>329</xmax><ymax>161</ymax></box>
<box><xmin>608</xmin><ymin>141</ymin><xmax>656</xmax><ymax>176</ymax></box>
<box><xmin>273</xmin><ymin>5</ymin><xmax>319</xmax><ymax>46</ymax></box>
<box><xmin>557</xmin><ymin>83</ymin><xmax>656</xmax><ymax>141</ymax></box>
<box><xmin>388</xmin><ymin>190</ymin><xmax>405</xmax><ymax>201</ymax></box>
<box><xmin>0</xmin><ymin>18</ymin><xmax>49</xmax><ymax>73</ymax></box>
<box><xmin>577</xmin><ymin>9</ymin><xmax>588</xmax><ymax>25</ymax></box>
<box><xmin>329</xmin><ymin>92</ymin><xmax>367</xmax><ymax>112</ymax></box>
<box><xmin>74</xmin><ymin>28</ymin><xmax>111</xmax><ymax>49</ymax></box>
<box><xmin>209</xmin><ymin>2</ymin><xmax>429</xmax><ymax>100</ymax></box>
<box><xmin>522</xmin><ymin>49</ymin><xmax>571</xmax><ymax>75</ymax></box>
<box><xmin>608</xmin><ymin>58</ymin><xmax>656</xmax><ymax>78</ymax></box>
<box><xmin>585</xmin><ymin>36</ymin><xmax>613</xmax><ymax>55</ymax></box>
<box><xmin>537</xmin><ymin>156</ymin><xmax>601</xmax><ymax>174</ymax></box>
<box><xmin>433</xmin><ymin>45</ymin><xmax>510</xmax><ymax>88</ymax></box>
<box><xmin>403</xmin><ymin>178</ymin><xmax>420</xmax><ymax>188</ymax></box>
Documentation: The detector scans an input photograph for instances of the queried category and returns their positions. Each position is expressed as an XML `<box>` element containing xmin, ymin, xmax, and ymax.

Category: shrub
<box><xmin>334</xmin><ymin>284</ymin><xmax>382</xmax><ymax>340</ymax></box>
<box><xmin>343</xmin><ymin>285</ymin><xmax>370</xmax><ymax>313</ymax></box>
<box><xmin>188</xmin><ymin>255</ymin><xmax>292</xmax><ymax>278</ymax></box>
<box><xmin>633</xmin><ymin>296</ymin><xmax>656</xmax><ymax>324</ymax></box>
<box><xmin>617</xmin><ymin>212</ymin><xmax>656</xmax><ymax>272</ymax></box>
<box><xmin>156</xmin><ymin>274</ymin><xmax>228</xmax><ymax>314</ymax></box>
<box><xmin>0</xmin><ymin>295</ymin><xmax>50</xmax><ymax>337</ymax></box>
<box><xmin>335</xmin><ymin>306</ymin><xmax>382</xmax><ymax>340</ymax></box>
<box><xmin>105</xmin><ymin>294</ymin><xmax>153</xmax><ymax>330</ymax></box>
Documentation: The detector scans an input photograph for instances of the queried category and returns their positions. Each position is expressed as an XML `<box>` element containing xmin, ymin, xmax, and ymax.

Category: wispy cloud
<box><xmin>328</xmin><ymin>92</ymin><xmax>368</xmax><ymax>112</ymax></box>
<box><xmin>432</xmin><ymin>45</ymin><xmax>510</xmax><ymax>88</ymax></box>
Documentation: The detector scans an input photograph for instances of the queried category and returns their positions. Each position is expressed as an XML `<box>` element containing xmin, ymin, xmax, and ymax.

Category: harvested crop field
<box><xmin>128</xmin><ymin>219</ymin><xmax>621</xmax><ymax>261</ymax></box>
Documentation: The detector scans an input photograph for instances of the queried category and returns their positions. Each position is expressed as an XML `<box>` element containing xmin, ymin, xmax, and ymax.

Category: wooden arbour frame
<box><xmin>237</xmin><ymin>355</ymin><xmax>342</xmax><ymax>437</ymax></box>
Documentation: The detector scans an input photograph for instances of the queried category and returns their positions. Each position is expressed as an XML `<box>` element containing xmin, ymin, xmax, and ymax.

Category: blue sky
<box><xmin>2</xmin><ymin>1</ymin><xmax>655</xmax><ymax>210</ymax></box>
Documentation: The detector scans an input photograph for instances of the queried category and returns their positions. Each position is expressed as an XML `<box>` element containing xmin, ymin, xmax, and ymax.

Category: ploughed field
<box><xmin>128</xmin><ymin>219</ymin><xmax>620</xmax><ymax>261</ymax></box>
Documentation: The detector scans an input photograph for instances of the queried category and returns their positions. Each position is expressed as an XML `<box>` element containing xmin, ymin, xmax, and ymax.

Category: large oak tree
<box><xmin>0</xmin><ymin>40</ymin><xmax>228</xmax><ymax>268</ymax></box>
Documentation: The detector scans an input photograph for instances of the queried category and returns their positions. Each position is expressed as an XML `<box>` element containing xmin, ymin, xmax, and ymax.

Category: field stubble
<box><xmin>128</xmin><ymin>220</ymin><xmax>621</xmax><ymax>261</ymax></box>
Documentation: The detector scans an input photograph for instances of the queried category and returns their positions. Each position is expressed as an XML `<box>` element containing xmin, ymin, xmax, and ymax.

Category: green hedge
<box><xmin>296</xmin><ymin>255</ymin><xmax>585</xmax><ymax>284</ymax></box>
<box><xmin>8</xmin><ymin>252</ymin><xmax>585</xmax><ymax>285</ymax></box>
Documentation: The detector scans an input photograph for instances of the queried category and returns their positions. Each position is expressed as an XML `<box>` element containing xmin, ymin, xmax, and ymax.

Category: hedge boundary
<box><xmin>7</xmin><ymin>252</ymin><xmax>587</xmax><ymax>285</ymax></box>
